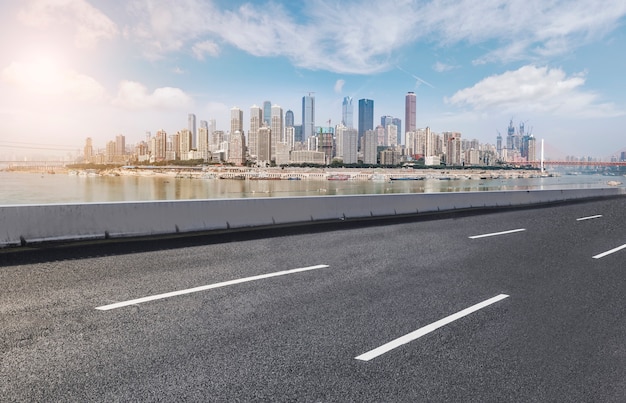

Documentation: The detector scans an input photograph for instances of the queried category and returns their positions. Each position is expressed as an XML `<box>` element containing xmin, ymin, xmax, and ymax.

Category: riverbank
<box><xmin>67</xmin><ymin>166</ymin><xmax>550</xmax><ymax>182</ymax></box>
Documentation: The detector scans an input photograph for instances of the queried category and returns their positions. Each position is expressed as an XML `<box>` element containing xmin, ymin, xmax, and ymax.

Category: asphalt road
<box><xmin>1</xmin><ymin>197</ymin><xmax>625</xmax><ymax>402</ymax></box>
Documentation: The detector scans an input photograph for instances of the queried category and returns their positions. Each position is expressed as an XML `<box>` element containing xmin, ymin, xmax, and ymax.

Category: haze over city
<box><xmin>1</xmin><ymin>0</ymin><xmax>626</xmax><ymax>160</ymax></box>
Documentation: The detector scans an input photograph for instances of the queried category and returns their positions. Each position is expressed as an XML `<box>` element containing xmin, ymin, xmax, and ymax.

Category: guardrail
<box><xmin>1</xmin><ymin>188</ymin><xmax>624</xmax><ymax>247</ymax></box>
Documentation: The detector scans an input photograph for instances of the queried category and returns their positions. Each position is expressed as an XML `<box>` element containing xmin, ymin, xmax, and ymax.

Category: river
<box><xmin>0</xmin><ymin>170</ymin><xmax>623</xmax><ymax>205</ymax></box>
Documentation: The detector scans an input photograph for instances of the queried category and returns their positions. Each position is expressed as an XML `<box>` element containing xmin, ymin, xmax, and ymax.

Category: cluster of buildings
<box><xmin>83</xmin><ymin>92</ymin><xmax>537</xmax><ymax>167</ymax></box>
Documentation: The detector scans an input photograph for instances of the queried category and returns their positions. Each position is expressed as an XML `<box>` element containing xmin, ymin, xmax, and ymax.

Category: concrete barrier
<box><xmin>1</xmin><ymin>188</ymin><xmax>623</xmax><ymax>247</ymax></box>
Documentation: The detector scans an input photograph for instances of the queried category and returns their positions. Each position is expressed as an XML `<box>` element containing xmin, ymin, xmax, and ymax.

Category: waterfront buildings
<box><xmin>79</xmin><ymin>92</ymin><xmax>551</xmax><ymax>168</ymax></box>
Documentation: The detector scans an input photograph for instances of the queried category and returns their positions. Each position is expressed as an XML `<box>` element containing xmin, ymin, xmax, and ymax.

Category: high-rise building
<box><xmin>363</xmin><ymin>130</ymin><xmax>378</xmax><ymax>165</ymax></box>
<box><xmin>188</xmin><ymin>113</ymin><xmax>197</xmax><ymax>149</ymax></box>
<box><xmin>302</xmin><ymin>94</ymin><xmax>315</xmax><ymax>142</ymax></box>
<box><xmin>358</xmin><ymin>99</ymin><xmax>374</xmax><ymax>149</ymax></box>
<box><xmin>105</xmin><ymin>141</ymin><xmax>116</xmax><ymax>163</ymax></box>
<box><xmin>249</xmin><ymin>105</ymin><xmax>263</xmax><ymax>160</ymax></box>
<box><xmin>179</xmin><ymin>129</ymin><xmax>193</xmax><ymax>160</ymax></box>
<box><xmin>342</xmin><ymin>96</ymin><xmax>353</xmax><ymax>128</ymax></box>
<box><xmin>257</xmin><ymin>126</ymin><xmax>271</xmax><ymax>164</ymax></box>
<box><xmin>318</xmin><ymin>131</ymin><xmax>334</xmax><ymax>164</ymax></box>
<box><xmin>271</xmin><ymin>104</ymin><xmax>284</xmax><ymax>160</ymax></box>
<box><xmin>405</xmin><ymin>92</ymin><xmax>416</xmax><ymax>134</ymax></box>
<box><xmin>285</xmin><ymin>126</ymin><xmax>295</xmax><ymax>150</ymax></box>
<box><xmin>228</xmin><ymin>130</ymin><xmax>246</xmax><ymax>165</ymax></box>
<box><xmin>381</xmin><ymin>115</ymin><xmax>393</xmax><ymax>128</ymax></box>
<box><xmin>155</xmin><ymin>130</ymin><xmax>167</xmax><ymax>161</ymax></box>
<box><xmin>198</xmin><ymin>127</ymin><xmax>209</xmax><ymax>160</ymax></box>
<box><xmin>230</xmin><ymin>107</ymin><xmax>243</xmax><ymax>139</ymax></box>
<box><xmin>115</xmin><ymin>134</ymin><xmax>125</xmax><ymax>156</ymax></box>
<box><xmin>444</xmin><ymin>132</ymin><xmax>462</xmax><ymax>165</ymax></box>
<box><xmin>83</xmin><ymin>137</ymin><xmax>93</xmax><ymax>163</ymax></box>
<box><xmin>341</xmin><ymin>127</ymin><xmax>358</xmax><ymax>164</ymax></box>
<box><xmin>293</xmin><ymin>125</ymin><xmax>303</xmax><ymax>144</ymax></box>
<box><xmin>386</xmin><ymin>124</ymin><xmax>398</xmax><ymax>147</ymax></box>
<box><xmin>285</xmin><ymin>109</ymin><xmax>294</xmax><ymax>128</ymax></box>
<box><xmin>263</xmin><ymin>101</ymin><xmax>271</xmax><ymax>126</ymax></box>
<box><xmin>392</xmin><ymin>117</ymin><xmax>402</xmax><ymax>145</ymax></box>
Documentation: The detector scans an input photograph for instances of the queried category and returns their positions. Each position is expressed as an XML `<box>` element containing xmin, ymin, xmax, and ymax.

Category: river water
<box><xmin>0</xmin><ymin>171</ymin><xmax>623</xmax><ymax>205</ymax></box>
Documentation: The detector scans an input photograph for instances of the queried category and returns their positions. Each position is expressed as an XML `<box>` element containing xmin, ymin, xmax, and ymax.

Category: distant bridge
<box><xmin>1</xmin><ymin>161</ymin><xmax>70</xmax><ymax>172</ymax></box>
<box><xmin>527</xmin><ymin>161</ymin><xmax>626</xmax><ymax>168</ymax></box>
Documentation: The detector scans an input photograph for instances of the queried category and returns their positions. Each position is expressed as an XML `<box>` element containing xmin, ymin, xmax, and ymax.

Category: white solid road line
<box><xmin>96</xmin><ymin>264</ymin><xmax>330</xmax><ymax>311</ymax></box>
<box><xmin>468</xmin><ymin>229</ymin><xmax>526</xmax><ymax>239</ymax></box>
<box><xmin>592</xmin><ymin>244</ymin><xmax>626</xmax><ymax>259</ymax></box>
<box><xmin>577</xmin><ymin>215</ymin><xmax>603</xmax><ymax>221</ymax></box>
<box><xmin>355</xmin><ymin>294</ymin><xmax>510</xmax><ymax>362</ymax></box>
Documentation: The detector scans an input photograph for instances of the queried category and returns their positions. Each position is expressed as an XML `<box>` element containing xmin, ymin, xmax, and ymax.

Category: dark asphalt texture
<box><xmin>1</xmin><ymin>197</ymin><xmax>625</xmax><ymax>402</ymax></box>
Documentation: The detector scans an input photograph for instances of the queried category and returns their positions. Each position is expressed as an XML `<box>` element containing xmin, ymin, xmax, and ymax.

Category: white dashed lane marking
<box><xmin>96</xmin><ymin>264</ymin><xmax>330</xmax><ymax>310</ymax></box>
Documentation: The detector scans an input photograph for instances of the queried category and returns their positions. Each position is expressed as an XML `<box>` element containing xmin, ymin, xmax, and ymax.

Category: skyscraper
<box><xmin>358</xmin><ymin>99</ymin><xmax>374</xmax><ymax>149</ymax></box>
<box><xmin>115</xmin><ymin>134</ymin><xmax>125</xmax><ymax>156</ymax></box>
<box><xmin>302</xmin><ymin>94</ymin><xmax>315</xmax><ymax>142</ymax></box>
<box><xmin>257</xmin><ymin>126</ymin><xmax>271</xmax><ymax>163</ymax></box>
<box><xmin>249</xmin><ymin>105</ymin><xmax>263</xmax><ymax>160</ymax></box>
<box><xmin>405</xmin><ymin>92</ymin><xmax>416</xmax><ymax>135</ymax></box>
<box><xmin>84</xmin><ymin>137</ymin><xmax>93</xmax><ymax>163</ymax></box>
<box><xmin>271</xmin><ymin>104</ymin><xmax>284</xmax><ymax>160</ymax></box>
<box><xmin>363</xmin><ymin>130</ymin><xmax>377</xmax><ymax>165</ymax></box>
<box><xmin>342</xmin><ymin>96</ymin><xmax>353</xmax><ymax>128</ymax></box>
<box><xmin>392</xmin><ymin>117</ymin><xmax>402</xmax><ymax>145</ymax></box>
<box><xmin>155</xmin><ymin>130</ymin><xmax>167</xmax><ymax>162</ymax></box>
<box><xmin>230</xmin><ymin>107</ymin><xmax>243</xmax><ymax>139</ymax></box>
<box><xmin>285</xmin><ymin>109</ymin><xmax>294</xmax><ymax>128</ymax></box>
<box><xmin>247</xmin><ymin>105</ymin><xmax>265</xmax><ymax>160</ymax></box>
<box><xmin>188</xmin><ymin>113</ymin><xmax>197</xmax><ymax>149</ymax></box>
<box><xmin>263</xmin><ymin>101</ymin><xmax>271</xmax><ymax>126</ymax></box>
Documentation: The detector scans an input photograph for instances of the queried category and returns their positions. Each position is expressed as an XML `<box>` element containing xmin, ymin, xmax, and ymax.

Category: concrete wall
<box><xmin>1</xmin><ymin>188</ymin><xmax>623</xmax><ymax>247</ymax></box>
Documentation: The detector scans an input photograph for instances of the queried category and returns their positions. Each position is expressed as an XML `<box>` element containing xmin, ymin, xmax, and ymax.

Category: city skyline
<box><xmin>1</xmin><ymin>1</ymin><xmax>626</xmax><ymax>160</ymax></box>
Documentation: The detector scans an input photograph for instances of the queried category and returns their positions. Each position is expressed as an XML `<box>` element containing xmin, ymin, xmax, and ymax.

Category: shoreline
<box><xmin>65</xmin><ymin>166</ymin><xmax>551</xmax><ymax>181</ymax></box>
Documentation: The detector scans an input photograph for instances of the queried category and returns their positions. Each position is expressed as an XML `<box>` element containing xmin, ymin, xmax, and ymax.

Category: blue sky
<box><xmin>1</xmin><ymin>0</ymin><xmax>625</xmax><ymax>159</ymax></box>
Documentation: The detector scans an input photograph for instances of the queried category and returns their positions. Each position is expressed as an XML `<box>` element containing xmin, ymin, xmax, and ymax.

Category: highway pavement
<box><xmin>1</xmin><ymin>197</ymin><xmax>625</xmax><ymax>401</ymax></box>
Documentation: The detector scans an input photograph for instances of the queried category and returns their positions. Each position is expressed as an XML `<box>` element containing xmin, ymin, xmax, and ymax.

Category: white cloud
<box><xmin>334</xmin><ymin>79</ymin><xmax>345</xmax><ymax>94</ymax></box>
<box><xmin>2</xmin><ymin>60</ymin><xmax>105</xmax><ymax>102</ymax></box>
<box><xmin>18</xmin><ymin>0</ymin><xmax>118</xmax><ymax>49</ymax></box>
<box><xmin>123</xmin><ymin>0</ymin><xmax>626</xmax><ymax>74</ymax></box>
<box><xmin>432</xmin><ymin>62</ymin><xmax>459</xmax><ymax>73</ymax></box>
<box><xmin>445</xmin><ymin>65</ymin><xmax>624</xmax><ymax>118</ymax></box>
<box><xmin>113</xmin><ymin>80</ymin><xmax>193</xmax><ymax>110</ymax></box>
<box><xmin>192</xmin><ymin>40</ymin><xmax>220</xmax><ymax>60</ymax></box>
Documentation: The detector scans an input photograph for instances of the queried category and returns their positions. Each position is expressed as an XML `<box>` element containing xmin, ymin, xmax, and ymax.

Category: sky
<box><xmin>1</xmin><ymin>0</ymin><xmax>626</xmax><ymax>160</ymax></box>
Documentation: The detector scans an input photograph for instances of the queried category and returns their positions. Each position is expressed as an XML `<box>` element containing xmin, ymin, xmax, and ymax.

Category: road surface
<box><xmin>1</xmin><ymin>197</ymin><xmax>625</xmax><ymax>401</ymax></box>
